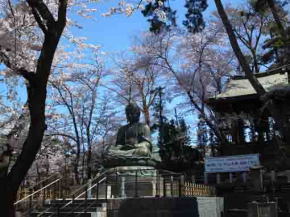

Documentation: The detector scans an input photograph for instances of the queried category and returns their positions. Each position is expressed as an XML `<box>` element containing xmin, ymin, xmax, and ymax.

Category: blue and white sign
<box><xmin>205</xmin><ymin>154</ymin><xmax>260</xmax><ymax>173</ymax></box>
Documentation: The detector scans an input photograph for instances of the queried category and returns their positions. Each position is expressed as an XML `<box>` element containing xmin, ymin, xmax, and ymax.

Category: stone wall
<box><xmin>107</xmin><ymin>197</ymin><xmax>224</xmax><ymax>217</ymax></box>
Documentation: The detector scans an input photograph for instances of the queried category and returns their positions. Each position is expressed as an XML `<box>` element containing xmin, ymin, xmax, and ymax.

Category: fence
<box><xmin>183</xmin><ymin>182</ymin><xmax>216</xmax><ymax>197</ymax></box>
<box><xmin>19</xmin><ymin>169</ymin><xmax>216</xmax><ymax>216</ymax></box>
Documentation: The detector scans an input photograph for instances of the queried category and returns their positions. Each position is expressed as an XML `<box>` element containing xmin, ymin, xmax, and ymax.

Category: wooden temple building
<box><xmin>207</xmin><ymin>69</ymin><xmax>290</xmax><ymax>170</ymax></box>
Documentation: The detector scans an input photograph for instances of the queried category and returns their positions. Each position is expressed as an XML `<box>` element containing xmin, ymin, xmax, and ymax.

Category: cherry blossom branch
<box><xmin>0</xmin><ymin>50</ymin><xmax>35</xmax><ymax>81</ymax></box>
<box><xmin>45</xmin><ymin>133</ymin><xmax>78</xmax><ymax>143</ymax></box>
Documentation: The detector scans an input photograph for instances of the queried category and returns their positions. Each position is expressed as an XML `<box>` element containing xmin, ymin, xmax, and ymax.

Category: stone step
<box><xmin>46</xmin><ymin>198</ymin><xmax>105</xmax><ymax>204</ymax></box>
<box><xmin>32</xmin><ymin>198</ymin><xmax>106</xmax><ymax>216</ymax></box>
<box><xmin>31</xmin><ymin>211</ymin><xmax>93</xmax><ymax>217</ymax></box>
<box><xmin>40</xmin><ymin>206</ymin><xmax>99</xmax><ymax>213</ymax></box>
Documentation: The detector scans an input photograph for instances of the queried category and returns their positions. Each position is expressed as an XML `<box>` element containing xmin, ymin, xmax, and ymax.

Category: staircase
<box><xmin>31</xmin><ymin>198</ymin><xmax>107</xmax><ymax>217</ymax></box>
<box><xmin>16</xmin><ymin>168</ymin><xmax>217</xmax><ymax>217</ymax></box>
<box><xmin>15</xmin><ymin>171</ymin><xmax>109</xmax><ymax>217</ymax></box>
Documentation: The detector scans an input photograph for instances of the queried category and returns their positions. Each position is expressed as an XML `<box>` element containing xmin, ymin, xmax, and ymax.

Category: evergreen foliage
<box><xmin>183</xmin><ymin>0</ymin><xmax>208</xmax><ymax>33</ymax></box>
<box><xmin>159</xmin><ymin>118</ymin><xmax>200</xmax><ymax>172</ymax></box>
<box><xmin>141</xmin><ymin>0</ymin><xmax>176</xmax><ymax>33</ymax></box>
<box><xmin>151</xmin><ymin>88</ymin><xmax>199</xmax><ymax>172</ymax></box>
<box><xmin>142</xmin><ymin>0</ymin><xmax>208</xmax><ymax>33</ymax></box>
<box><xmin>251</xmin><ymin>0</ymin><xmax>290</xmax><ymax>65</ymax></box>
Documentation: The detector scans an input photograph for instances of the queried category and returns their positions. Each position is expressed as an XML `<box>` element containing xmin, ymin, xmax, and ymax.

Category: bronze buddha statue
<box><xmin>104</xmin><ymin>103</ymin><xmax>160</xmax><ymax>167</ymax></box>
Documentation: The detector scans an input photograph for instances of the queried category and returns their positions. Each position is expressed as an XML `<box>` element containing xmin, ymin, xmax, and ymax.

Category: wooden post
<box><xmin>29</xmin><ymin>188</ymin><xmax>33</xmax><ymax>216</ymax></box>
<box><xmin>271</xmin><ymin>170</ymin><xmax>276</xmax><ymax>183</ymax></box>
<box><xmin>152</xmin><ymin>176</ymin><xmax>157</xmax><ymax>197</ymax></box>
<box><xmin>84</xmin><ymin>186</ymin><xmax>88</xmax><ymax>213</ymax></box>
<box><xmin>96</xmin><ymin>183</ymin><xmax>99</xmax><ymax>199</ymax></box>
<box><xmin>105</xmin><ymin>177</ymin><xmax>108</xmax><ymax>200</ymax></box>
<box><xmin>216</xmin><ymin>173</ymin><xmax>221</xmax><ymax>184</ymax></box>
<box><xmin>135</xmin><ymin>170</ymin><xmax>138</xmax><ymax>197</ymax></box>
<box><xmin>121</xmin><ymin>177</ymin><xmax>126</xmax><ymax>198</ymax></box>
<box><xmin>260</xmin><ymin>169</ymin><xmax>264</xmax><ymax>190</ymax></box>
<box><xmin>229</xmin><ymin>173</ymin><xmax>233</xmax><ymax>183</ymax></box>
<box><xmin>159</xmin><ymin>176</ymin><xmax>164</xmax><ymax>197</ymax></box>
<box><xmin>156</xmin><ymin>173</ymin><xmax>160</xmax><ymax>197</ymax></box>
<box><xmin>87</xmin><ymin>179</ymin><xmax>92</xmax><ymax>199</ymax></box>
<box><xmin>170</xmin><ymin>176</ymin><xmax>173</xmax><ymax>196</ymax></box>
<box><xmin>191</xmin><ymin>175</ymin><xmax>196</xmax><ymax>183</ymax></box>
<box><xmin>204</xmin><ymin>172</ymin><xmax>208</xmax><ymax>184</ymax></box>
<box><xmin>242</xmin><ymin>172</ymin><xmax>247</xmax><ymax>183</ymax></box>
<box><xmin>163</xmin><ymin>177</ymin><xmax>166</xmax><ymax>197</ymax></box>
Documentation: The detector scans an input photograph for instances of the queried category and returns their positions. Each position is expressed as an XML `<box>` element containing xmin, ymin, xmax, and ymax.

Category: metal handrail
<box><xmin>57</xmin><ymin>169</ymin><xmax>183</xmax><ymax>215</ymax></box>
<box><xmin>63</xmin><ymin>176</ymin><xmax>107</xmax><ymax>216</ymax></box>
<box><xmin>60</xmin><ymin>173</ymin><xmax>107</xmax><ymax>209</ymax></box>
<box><xmin>15</xmin><ymin>176</ymin><xmax>62</xmax><ymax>205</ymax></box>
<box><xmin>16</xmin><ymin>174</ymin><xmax>59</xmax><ymax>202</ymax></box>
<box><xmin>37</xmin><ymin>168</ymin><xmax>215</xmax><ymax>216</ymax></box>
<box><xmin>41</xmin><ymin>171</ymin><xmax>108</xmax><ymax>217</ymax></box>
<box><xmin>30</xmin><ymin>174</ymin><xmax>59</xmax><ymax>189</ymax></box>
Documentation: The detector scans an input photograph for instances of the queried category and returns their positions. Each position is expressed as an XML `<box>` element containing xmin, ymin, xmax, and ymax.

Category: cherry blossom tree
<box><xmin>127</xmin><ymin>24</ymin><xmax>236</xmax><ymax>152</ymax></box>
<box><xmin>0</xmin><ymin>0</ymin><xmax>69</xmax><ymax>214</ymax></box>
<box><xmin>0</xmin><ymin>0</ymin><xmax>113</xmax><ymax>213</ymax></box>
<box><xmin>108</xmin><ymin>49</ymin><xmax>166</xmax><ymax>126</ymax></box>
<box><xmin>48</xmin><ymin>49</ymin><xmax>119</xmax><ymax>182</ymax></box>
<box><xmin>0</xmin><ymin>1</ymin><xmax>152</xmax><ymax>212</ymax></box>
<box><xmin>212</xmin><ymin>4</ymin><xmax>274</xmax><ymax>73</ymax></box>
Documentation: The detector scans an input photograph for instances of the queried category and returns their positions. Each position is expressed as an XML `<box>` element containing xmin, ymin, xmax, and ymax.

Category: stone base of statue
<box><xmin>103</xmin><ymin>152</ymin><xmax>161</xmax><ymax>168</ymax></box>
<box><xmin>104</xmin><ymin>166</ymin><xmax>159</xmax><ymax>198</ymax></box>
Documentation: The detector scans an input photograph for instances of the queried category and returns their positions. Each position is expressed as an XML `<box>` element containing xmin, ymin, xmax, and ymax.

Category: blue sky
<box><xmin>70</xmin><ymin>0</ymin><xmax>230</xmax><ymax>54</ymax></box>
<box><xmin>67</xmin><ymin>0</ymin><xmax>240</xmax><ymax>141</ymax></box>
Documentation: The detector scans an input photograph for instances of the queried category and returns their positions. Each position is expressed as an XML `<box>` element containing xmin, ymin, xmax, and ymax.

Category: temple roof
<box><xmin>214</xmin><ymin>71</ymin><xmax>289</xmax><ymax>99</ymax></box>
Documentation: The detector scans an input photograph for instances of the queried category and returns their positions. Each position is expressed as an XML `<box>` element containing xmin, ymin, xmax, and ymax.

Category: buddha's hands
<box><xmin>126</xmin><ymin>138</ymin><xmax>138</xmax><ymax>146</ymax></box>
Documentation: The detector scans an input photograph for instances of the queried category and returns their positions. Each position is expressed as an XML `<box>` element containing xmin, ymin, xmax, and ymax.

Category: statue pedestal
<box><xmin>105</xmin><ymin>166</ymin><xmax>158</xmax><ymax>198</ymax></box>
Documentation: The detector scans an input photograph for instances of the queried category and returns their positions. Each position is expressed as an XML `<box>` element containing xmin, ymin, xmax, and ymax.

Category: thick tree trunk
<box><xmin>0</xmin><ymin>169</ymin><xmax>15</xmax><ymax>217</ymax></box>
<box><xmin>0</xmin><ymin>181</ymin><xmax>14</xmax><ymax>217</ymax></box>
<box><xmin>0</xmin><ymin>74</ymin><xmax>47</xmax><ymax>216</ymax></box>
<box><xmin>214</xmin><ymin>0</ymin><xmax>266</xmax><ymax>96</ymax></box>
<box><xmin>0</xmin><ymin>0</ymin><xmax>67</xmax><ymax>213</ymax></box>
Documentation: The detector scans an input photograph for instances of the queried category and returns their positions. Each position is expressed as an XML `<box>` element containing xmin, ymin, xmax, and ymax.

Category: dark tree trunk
<box><xmin>87</xmin><ymin>145</ymin><xmax>92</xmax><ymax>179</ymax></box>
<box><xmin>214</xmin><ymin>0</ymin><xmax>266</xmax><ymax>96</ymax></box>
<box><xmin>0</xmin><ymin>0</ymin><xmax>67</xmax><ymax>215</ymax></box>
<box><xmin>143</xmin><ymin>106</ymin><xmax>151</xmax><ymax>126</ymax></box>
<box><xmin>0</xmin><ymin>170</ymin><xmax>15</xmax><ymax>217</ymax></box>
<box><xmin>74</xmin><ymin>150</ymin><xmax>80</xmax><ymax>184</ymax></box>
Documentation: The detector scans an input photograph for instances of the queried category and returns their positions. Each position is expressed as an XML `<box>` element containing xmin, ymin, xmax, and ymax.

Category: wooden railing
<box><xmin>183</xmin><ymin>182</ymin><xmax>216</xmax><ymax>197</ymax></box>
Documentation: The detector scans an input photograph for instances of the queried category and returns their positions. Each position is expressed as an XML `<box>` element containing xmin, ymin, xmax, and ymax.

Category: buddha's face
<box><xmin>126</xmin><ymin>104</ymin><xmax>140</xmax><ymax>124</ymax></box>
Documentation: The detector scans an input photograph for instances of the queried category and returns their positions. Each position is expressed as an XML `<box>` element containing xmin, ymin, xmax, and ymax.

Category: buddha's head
<box><xmin>125</xmin><ymin>102</ymin><xmax>140</xmax><ymax>124</ymax></box>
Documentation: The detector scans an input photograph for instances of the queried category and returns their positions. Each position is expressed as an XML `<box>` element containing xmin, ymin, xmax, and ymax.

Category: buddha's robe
<box><xmin>108</xmin><ymin>122</ymin><xmax>152</xmax><ymax>158</ymax></box>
